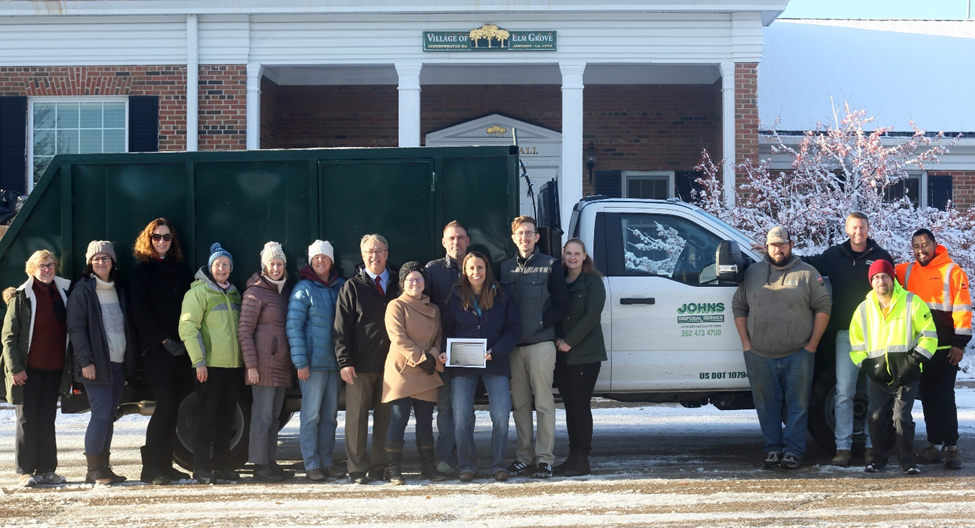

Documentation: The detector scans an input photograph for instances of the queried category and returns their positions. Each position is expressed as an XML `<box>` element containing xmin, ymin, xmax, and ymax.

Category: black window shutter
<box><xmin>674</xmin><ymin>170</ymin><xmax>703</xmax><ymax>203</ymax></box>
<box><xmin>927</xmin><ymin>175</ymin><xmax>952</xmax><ymax>211</ymax></box>
<box><xmin>129</xmin><ymin>95</ymin><xmax>159</xmax><ymax>152</ymax></box>
<box><xmin>0</xmin><ymin>96</ymin><xmax>28</xmax><ymax>194</ymax></box>
<box><xmin>593</xmin><ymin>170</ymin><xmax>622</xmax><ymax>198</ymax></box>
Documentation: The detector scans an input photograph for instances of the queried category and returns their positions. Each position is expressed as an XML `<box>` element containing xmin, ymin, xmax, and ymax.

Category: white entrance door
<box><xmin>425</xmin><ymin>114</ymin><xmax>562</xmax><ymax>218</ymax></box>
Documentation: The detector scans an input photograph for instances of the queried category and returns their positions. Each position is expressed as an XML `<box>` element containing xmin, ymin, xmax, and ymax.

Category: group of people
<box><xmin>734</xmin><ymin>214</ymin><xmax>970</xmax><ymax>474</ymax></box>
<box><xmin>2</xmin><ymin>215</ymin><xmax>609</xmax><ymax>487</ymax></box>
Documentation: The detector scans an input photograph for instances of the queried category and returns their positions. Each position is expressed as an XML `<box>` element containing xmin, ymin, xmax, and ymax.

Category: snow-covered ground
<box><xmin>1</xmin><ymin>389</ymin><xmax>974</xmax><ymax>527</ymax></box>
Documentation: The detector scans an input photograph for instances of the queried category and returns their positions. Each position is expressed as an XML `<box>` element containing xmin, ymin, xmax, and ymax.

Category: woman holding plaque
<box><xmin>381</xmin><ymin>261</ymin><xmax>445</xmax><ymax>485</ymax></box>
<box><xmin>553</xmin><ymin>238</ymin><xmax>606</xmax><ymax>477</ymax></box>
<box><xmin>440</xmin><ymin>251</ymin><xmax>521</xmax><ymax>483</ymax></box>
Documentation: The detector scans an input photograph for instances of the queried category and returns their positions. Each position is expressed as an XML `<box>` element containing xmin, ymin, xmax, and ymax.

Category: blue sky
<box><xmin>781</xmin><ymin>0</ymin><xmax>971</xmax><ymax>19</ymax></box>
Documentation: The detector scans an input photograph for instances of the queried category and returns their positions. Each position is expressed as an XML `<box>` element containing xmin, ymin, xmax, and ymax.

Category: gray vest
<box><xmin>500</xmin><ymin>248</ymin><xmax>558</xmax><ymax>345</ymax></box>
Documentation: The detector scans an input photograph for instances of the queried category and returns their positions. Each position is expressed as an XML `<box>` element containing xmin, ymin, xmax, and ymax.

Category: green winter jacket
<box><xmin>179</xmin><ymin>268</ymin><xmax>242</xmax><ymax>369</ymax></box>
<box><xmin>1</xmin><ymin>277</ymin><xmax>73</xmax><ymax>404</ymax></box>
<box><xmin>556</xmin><ymin>272</ymin><xmax>608</xmax><ymax>366</ymax></box>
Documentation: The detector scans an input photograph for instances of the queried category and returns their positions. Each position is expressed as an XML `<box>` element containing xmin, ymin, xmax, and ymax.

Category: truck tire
<box><xmin>172</xmin><ymin>389</ymin><xmax>252</xmax><ymax>472</ymax></box>
<box><xmin>808</xmin><ymin>368</ymin><xmax>870</xmax><ymax>457</ymax></box>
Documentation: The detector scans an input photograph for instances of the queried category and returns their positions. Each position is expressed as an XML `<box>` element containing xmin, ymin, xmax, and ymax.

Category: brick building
<box><xmin>0</xmin><ymin>1</ymin><xmax>971</xmax><ymax>223</ymax></box>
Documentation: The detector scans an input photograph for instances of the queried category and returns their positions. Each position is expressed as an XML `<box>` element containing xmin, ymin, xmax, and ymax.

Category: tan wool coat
<box><xmin>382</xmin><ymin>293</ymin><xmax>443</xmax><ymax>403</ymax></box>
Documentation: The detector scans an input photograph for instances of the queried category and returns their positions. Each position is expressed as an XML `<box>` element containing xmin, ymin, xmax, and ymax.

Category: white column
<box><xmin>560</xmin><ymin>61</ymin><xmax>586</xmax><ymax>236</ymax></box>
<box><xmin>395</xmin><ymin>62</ymin><xmax>423</xmax><ymax>147</ymax></box>
<box><xmin>186</xmin><ymin>14</ymin><xmax>199</xmax><ymax>152</ymax></box>
<box><xmin>720</xmin><ymin>61</ymin><xmax>737</xmax><ymax>208</ymax></box>
<box><xmin>246</xmin><ymin>62</ymin><xmax>263</xmax><ymax>150</ymax></box>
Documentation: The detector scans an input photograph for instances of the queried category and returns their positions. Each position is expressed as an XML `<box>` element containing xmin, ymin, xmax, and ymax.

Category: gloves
<box><xmin>420</xmin><ymin>352</ymin><xmax>437</xmax><ymax>375</ymax></box>
<box><xmin>163</xmin><ymin>338</ymin><xmax>187</xmax><ymax>357</ymax></box>
<box><xmin>907</xmin><ymin>350</ymin><xmax>927</xmax><ymax>369</ymax></box>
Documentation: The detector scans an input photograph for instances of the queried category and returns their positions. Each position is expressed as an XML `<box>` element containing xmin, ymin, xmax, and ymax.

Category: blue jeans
<box><xmin>834</xmin><ymin>330</ymin><xmax>871</xmax><ymax>450</ymax></box>
<box><xmin>435</xmin><ymin>369</ymin><xmax>457</xmax><ymax>467</ymax></box>
<box><xmin>298</xmin><ymin>369</ymin><xmax>340</xmax><ymax>471</ymax></box>
<box><xmin>83</xmin><ymin>362</ymin><xmax>125</xmax><ymax>455</ymax></box>
<box><xmin>387</xmin><ymin>398</ymin><xmax>435</xmax><ymax>443</ymax></box>
<box><xmin>249</xmin><ymin>385</ymin><xmax>286</xmax><ymax>465</ymax></box>
<box><xmin>452</xmin><ymin>373</ymin><xmax>511</xmax><ymax>474</ymax></box>
<box><xmin>743</xmin><ymin>349</ymin><xmax>815</xmax><ymax>458</ymax></box>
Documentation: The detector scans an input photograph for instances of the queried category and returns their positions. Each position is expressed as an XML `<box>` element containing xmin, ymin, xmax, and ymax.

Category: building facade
<box><xmin>1</xmin><ymin>1</ymin><xmax>971</xmax><ymax>223</ymax></box>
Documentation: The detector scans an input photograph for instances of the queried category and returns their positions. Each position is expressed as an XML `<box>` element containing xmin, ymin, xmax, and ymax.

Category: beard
<box><xmin>770</xmin><ymin>253</ymin><xmax>791</xmax><ymax>266</ymax></box>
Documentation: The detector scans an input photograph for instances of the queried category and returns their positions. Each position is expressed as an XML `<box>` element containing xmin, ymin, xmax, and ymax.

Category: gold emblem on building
<box><xmin>469</xmin><ymin>24</ymin><xmax>510</xmax><ymax>49</ymax></box>
<box><xmin>486</xmin><ymin>125</ymin><xmax>507</xmax><ymax>137</ymax></box>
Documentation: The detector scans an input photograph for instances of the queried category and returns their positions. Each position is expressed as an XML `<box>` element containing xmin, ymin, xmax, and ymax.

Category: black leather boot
<box><xmin>386</xmin><ymin>440</ymin><xmax>406</xmax><ymax>485</ymax></box>
<box><xmin>417</xmin><ymin>439</ymin><xmax>446</xmax><ymax>482</ymax></box>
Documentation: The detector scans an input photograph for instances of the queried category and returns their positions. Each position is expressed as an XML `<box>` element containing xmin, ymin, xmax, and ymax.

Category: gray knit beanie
<box><xmin>85</xmin><ymin>240</ymin><xmax>116</xmax><ymax>264</ymax></box>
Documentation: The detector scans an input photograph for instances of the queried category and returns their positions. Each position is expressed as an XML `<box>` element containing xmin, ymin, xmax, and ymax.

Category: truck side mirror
<box><xmin>716</xmin><ymin>240</ymin><xmax>744</xmax><ymax>283</ymax></box>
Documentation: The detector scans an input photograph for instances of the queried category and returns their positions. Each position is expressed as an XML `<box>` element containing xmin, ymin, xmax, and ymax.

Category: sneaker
<box><xmin>493</xmin><ymin>469</ymin><xmax>509</xmax><ymax>482</ymax></box>
<box><xmin>916</xmin><ymin>444</ymin><xmax>944</xmax><ymax>464</ymax></box>
<box><xmin>19</xmin><ymin>473</ymin><xmax>37</xmax><ymax>487</ymax></box>
<box><xmin>507</xmin><ymin>460</ymin><xmax>532</xmax><ymax>476</ymax></box>
<box><xmin>865</xmin><ymin>460</ymin><xmax>887</xmax><ymax>473</ymax></box>
<box><xmin>779</xmin><ymin>454</ymin><xmax>800</xmax><ymax>470</ymax></box>
<box><xmin>945</xmin><ymin>446</ymin><xmax>962</xmax><ymax>470</ymax></box>
<box><xmin>763</xmin><ymin>452</ymin><xmax>782</xmax><ymax>469</ymax></box>
<box><xmin>830</xmin><ymin>450</ymin><xmax>852</xmax><ymax>467</ymax></box>
<box><xmin>437</xmin><ymin>462</ymin><xmax>460</xmax><ymax>480</ymax></box>
<box><xmin>459</xmin><ymin>471</ymin><xmax>476</xmax><ymax>483</ymax></box>
<box><xmin>532</xmin><ymin>463</ymin><xmax>553</xmax><ymax>479</ymax></box>
<box><xmin>306</xmin><ymin>468</ymin><xmax>327</xmax><ymax>482</ymax></box>
<box><xmin>35</xmin><ymin>472</ymin><xmax>66</xmax><ymax>485</ymax></box>
<box><xmin>863</xmin><ymin>447</ymin><xmax>873</xmax><ymax>466</ymax></box>
<box><xmin>903</xmin><ymin>465</ymin><xmax>921</xmax><ymax>475</ymax></box>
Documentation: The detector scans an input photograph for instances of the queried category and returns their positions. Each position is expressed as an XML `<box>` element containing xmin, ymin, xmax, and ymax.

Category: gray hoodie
<box><xmin>731</xmin><ymin>255</ymin><xmax>832</xmax><ymax>359</ymax></box>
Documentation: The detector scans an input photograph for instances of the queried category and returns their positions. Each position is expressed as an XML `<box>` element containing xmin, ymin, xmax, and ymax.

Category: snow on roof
<box><xmin>759</xmin><ymin>19</ymin><xmax>975</xmax><ymax>133</ymax></box>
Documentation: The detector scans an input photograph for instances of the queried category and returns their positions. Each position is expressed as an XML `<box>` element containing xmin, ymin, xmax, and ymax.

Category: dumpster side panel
<box><xmin>320</xmin><ymin>159</ymin><xmax>435</xmax><ymax>276</ymax></box>
<box><xmin>193</xmin><ymin>159</ymin><xmax>313</xmax><ymax>286</ymax></box>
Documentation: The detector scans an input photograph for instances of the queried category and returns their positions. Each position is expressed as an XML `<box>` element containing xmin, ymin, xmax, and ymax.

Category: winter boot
<box><xmin>85</xmin><ymin>453</ymin><xmax>115</xmax><ymax>485</ymax></box>
<box><xmin>164</xmin><ymin>466</ymin><xmax>191</xmax><ymax>482</ymax></box>
<box><xmin>253</xmin><ymin>464</ymin><xmax>285</xmax><ymax>482</ymax></box>
<box><xmin>140</xmin><ymin>446</ymin><xmax>170</xmax><ymax>485</ymax></box>
<box><xmin>417</xmin><ymin>439</ymin><xmax>447</xmax><ymax>482</ymax></box>
<box><xmin>564</xmin><ymin>454</ymin><xmax>591</xmax><ymax>477</ymax></box>
<box><xmin>553</xmin><ymin>447</ymin><xmax>578</xmax><ymax>476</ymax></box>
<box><xmin>99</xmin><ymin>452</ymin><xmax>127</xmax><ymax>483</ymax></box>
<box><xmin>385</xmin><ymin>440</ymin><xmax>406</xmax><ymax>485</ymax></box>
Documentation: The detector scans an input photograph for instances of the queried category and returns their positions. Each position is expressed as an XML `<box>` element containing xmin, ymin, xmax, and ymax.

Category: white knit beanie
<box><xmin>307</xmin><ymin>240</ymin><xmax>334</xmax><ymax>264</ymax></box>
<box><xmin>260</xmin><ymin>241</ymin><xmax>286</xmax><ymax>271</ymax></box>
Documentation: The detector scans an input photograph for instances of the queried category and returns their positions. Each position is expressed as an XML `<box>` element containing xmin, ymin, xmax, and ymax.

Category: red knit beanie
<box><xmin>868</xmin><ymin>259</ymin><xmax>895</xmax><ymax>280</ymax></box>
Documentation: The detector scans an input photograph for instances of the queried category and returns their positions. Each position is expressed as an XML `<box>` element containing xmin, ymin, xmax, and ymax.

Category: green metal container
<box><xmin>0</xmin><ymin>146</ymin><xmax>521</xmax><ymax>292</ymax></box>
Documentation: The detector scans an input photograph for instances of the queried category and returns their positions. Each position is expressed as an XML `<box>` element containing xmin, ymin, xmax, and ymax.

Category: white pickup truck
<box><xmin>564</xmin><ymin>196</ymin><xmax>852</xmax><ymax>453</ymax></box>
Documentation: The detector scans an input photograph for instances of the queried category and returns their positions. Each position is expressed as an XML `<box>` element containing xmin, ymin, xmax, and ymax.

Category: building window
<box><xmin>28</xmin><ymin>99</ymin><xmax>128</xmax><ymax>191</ymax></box>
<box><xmin>623</xmin><ymin>171</ymin><xmax>673</xmax><ymax>200</ymax></box>
<box><xmin>883</xmin><ymin>171</ymin><xmax>925</xmax><ymax>207</ymax></box>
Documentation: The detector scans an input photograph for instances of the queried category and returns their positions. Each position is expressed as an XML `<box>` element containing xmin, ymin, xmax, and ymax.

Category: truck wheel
<box><xmin>808</xmin><ymin>368</ymin><xmax>870</xmax><ymax>457</ymax></box>
<box><xmin>172</xmin><ymin>389</ymin><xmax>253</xmax><ymax>472</ymax></box>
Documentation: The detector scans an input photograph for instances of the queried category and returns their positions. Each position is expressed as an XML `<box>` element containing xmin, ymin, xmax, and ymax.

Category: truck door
<box><xmin>601</xmin><ymin>211</ymin><xmax>749</xmax><ymax>391</ymax></box>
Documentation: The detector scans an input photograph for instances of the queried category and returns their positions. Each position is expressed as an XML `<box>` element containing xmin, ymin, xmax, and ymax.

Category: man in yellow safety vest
<box><xmin>850</xmin><ymin>259</ymin><xmax>938</xmax><ymax>475</ymax></box>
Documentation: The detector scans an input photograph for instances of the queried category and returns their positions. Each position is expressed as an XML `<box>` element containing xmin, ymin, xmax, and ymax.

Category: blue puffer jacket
<box><xmin>286</xmin><ymin>266</ymin><xmax>345</xmax><ymax>371</ymax></box>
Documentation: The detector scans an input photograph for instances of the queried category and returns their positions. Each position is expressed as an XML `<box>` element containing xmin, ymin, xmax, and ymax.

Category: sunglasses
<box><xmin>152</xmin><ymin>234</ymin><xmax>174</xmax><ymax>242</ymax></box>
